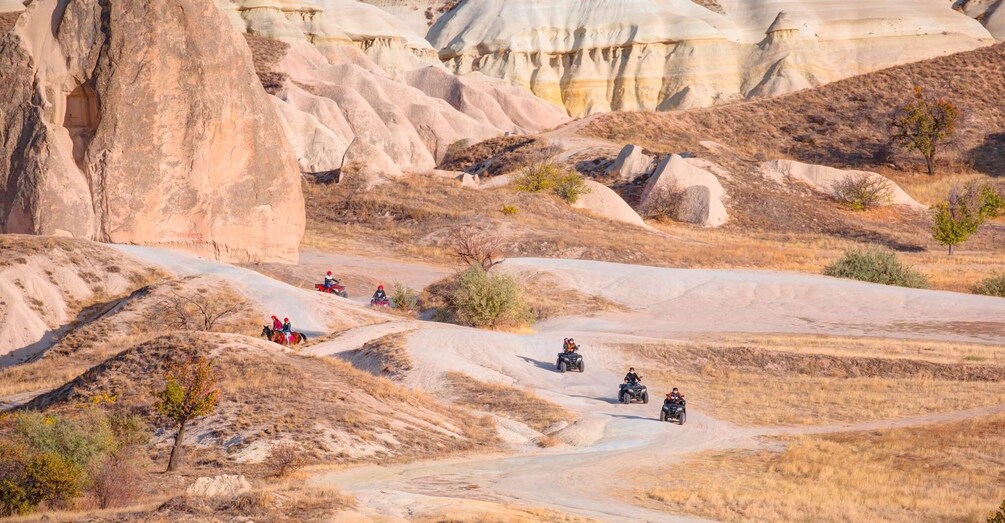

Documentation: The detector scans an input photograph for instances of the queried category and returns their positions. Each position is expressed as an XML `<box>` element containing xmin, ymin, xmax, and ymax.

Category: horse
<box><xmin>261</xmin><ymin>326</ymin><xmax>308</xmax><ymax>346</ymax></box>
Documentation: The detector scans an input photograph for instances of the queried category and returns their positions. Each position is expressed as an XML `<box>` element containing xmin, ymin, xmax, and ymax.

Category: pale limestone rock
<box><xmin>429</xmin><ymin>0</ymin><xmax>993</xmax><ymax>117</ymax></box>
<box><xmin>958</xmin><ymin>0</ymin><xmax>1005</xmax><ymax>39</ymax></box>
<box><xmin>457</xmin><ymin>173</ymin><xmax>480</xmax><ymax>188</ymax></box>
<box><xmin>607</xmin><ymin>145</ymin><xmax>653</xmax><ymax>181</ymax></box>
<box><xmin>760</xmin><ymin>160</ymin><xmax>925</xmax><ymax>209</ymax></box>
<box><xmin>642</xmin><ymin>155</ymin><xmax>728</xmax><ymax>227</ymax></box>
<box><xmin>0</xmin><ymin>0</ymin><xmax>304</xmax><ymax>263</ymax></box>
<box><xmin>186</xmin><ymin>475</ymin><xmax>252</xmax><ymax>498</ymax></box>
<box><xmin>573</xmin><ymin>180</ymin><xmax>652</xmax><ymax>229</ymax></box>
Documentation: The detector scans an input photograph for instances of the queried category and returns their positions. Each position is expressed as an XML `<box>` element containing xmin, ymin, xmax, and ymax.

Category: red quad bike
<box><xmin>315</xmin><ymin>283</ymin><xmax>348</xmax><ymax>298</ymax></box>
<box><xmin>370</xmin><ymin>297</ymin><xmax>391</xmax><ymax>308</ymax></box>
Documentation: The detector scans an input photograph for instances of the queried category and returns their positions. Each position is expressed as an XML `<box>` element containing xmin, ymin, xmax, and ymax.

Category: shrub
<box><xmin>990</xmin><ymin>499</ymin><xmax>1005</xmax><ymax>523</ymax></box>
<box><xmin>500</xmin><ymin>204</ymin><xmax>519</xmax><ymax>216</ymax></box>
<box><xmin>640</xmin><ymin>182</ymin><xmax>684</xmax><ymax>221</ymax></box>
<box><xmin>449</xmin><ymin>266</ymin><xmax>533</xmax><ymax>329</ymax></box>
<box><xmin>12</xmin><ymin>410</ymin><xmax>116</xmax><ymax>470</ymax></box>
<box><xmin>833</xmin><ymin>173</ymin><xmax>893</xmax><ymax>210</ymax></box>
<box><xmin>266</xmin><ymin>442</ymin><xmax>307</xmax><ymax>478</ymax></box>
<box><xmin>513</xmin><ymin>162</ymin><xmax>590</xmax><ymax>203</ymax></box>
<box><xmin>390</xmin><ymin>283</ymin><xmax>419</xmax><ymax>313</ymax></box>
<box><xmin>89</xmin><ymin>451</ymin><xmax>142</xmax><ymax>509</ymax></box>
<box><xmin>823</xmin><ymin>248</ymin><xmax>929</xmax><ymax>288</ymax></box>
<box><xmin>973</xmin><ymin>273</ymin><xmax>1005</xmax><ymax>298</ymax></box>
<box><xmin>449</xmin><ymin>225</ymin><xmax>504</xmax><ymax>270</ymax></box>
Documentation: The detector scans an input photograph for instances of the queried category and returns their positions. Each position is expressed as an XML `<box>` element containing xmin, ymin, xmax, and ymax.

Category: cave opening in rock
<box><xmin>63</xmin><ymin>82</ymin><xmax>99</xmax><ymax>169</ymax></box>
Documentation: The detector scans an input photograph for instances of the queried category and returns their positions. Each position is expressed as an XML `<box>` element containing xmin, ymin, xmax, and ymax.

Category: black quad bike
<box><xmin>660</xmin><ymin>399</ymin><xmax>687</xmax><ymax>424</ymax></box>
<box><xmin>619</xmin><ymin>381</ymin><xmax>648</xmax><ymax>404</ymax></box>
<box><xmin>556</xmin><ymin>350</ymin><xmax>584</xmax><ymax>373</ymax></box>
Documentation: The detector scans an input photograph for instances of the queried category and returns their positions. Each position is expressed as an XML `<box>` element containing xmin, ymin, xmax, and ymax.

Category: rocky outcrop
<box><xmin>642</xmin><ymin>155</ymin><xmax>728</xmax><ymax>227</ymax></box>
<box><xmin>572</xmin><ymin>180</ymin><xmax>652</xmax><ymax>229</ymax></box>
<box><xmin>957</xmin><ymin>0</ymin><xmax>1005</xmax><ymax>39</ymax></box>
<box><xmin>607</xmin><ymin>145</ymin><xmax>653</xmax><ymax>181</ymax></box>
<box><xmin>0</xmin><ymin>0</ymin><xmax>305</xmax><ymax>263</ymax></box>
<box><xmin>760</xmin><ymin>160</ymin><xmax>924</xmax><ymax>209</ymax></box>
<box><xmin>429</xmin><ymin>0</ymin><xmax>993</xmax><ymax>117</ymax></box>
<box><xmin>221</xmin><ymin>0</ymin><xmax>568</xmax><ymax>176</ymax></box>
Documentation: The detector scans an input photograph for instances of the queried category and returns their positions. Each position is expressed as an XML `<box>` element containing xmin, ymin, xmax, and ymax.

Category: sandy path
<box><xmin>106</xmin><ymin>247</ymin><xmax>1005</xmax><ymax>520</ymax></box>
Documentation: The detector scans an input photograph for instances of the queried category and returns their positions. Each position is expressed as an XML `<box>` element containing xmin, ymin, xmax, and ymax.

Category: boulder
<box><xmin>760</xmin><ymin>159</ymin><xmax>924</xmax><ymax>209</ymax></box>
<box><xmin>607</xmin><ymin>145</ymin><xmax>653</xmax><ymax>181</ymax></box>
<box><xmin>0</xmin><ymin>0</ymin><xmax>305</xmax><ymax>263</ymax></box>
<box><xmin>573</xmin><ymin>180</ymin><xmax>652</xmax><ymax>229</ymax></box>
<box><xmin>457</xmin><ymin>173</ymin><xmax>481</xmax><ymax>188</ymax></box>
<box><xmin>641</xmin><ymin>155</ymin><xmax>728</xmax><ymax>227</ymax></box>
<box><xmin>186</xmin><ymin>475</ymin><xmax>252</xmax><ymax>498</ymax></box>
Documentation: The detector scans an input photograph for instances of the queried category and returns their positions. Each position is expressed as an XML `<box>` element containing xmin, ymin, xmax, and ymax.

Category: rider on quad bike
<box><xmin>563</xmin><ymin>338</ymin><xmax>579</xmax><ymax>353</ymax></box>
<box><xmin>624</xmin><ymin>368</ymin><xmax>641</xmax><ymax>384</ymax></box>
<box><xmin>323</xmin><ymin>271</ymin><xmax>340</xmax><ymax>290</ymax></box>
<box><xmin>665</xmin><ymin>387</ymin><xmax>685</xmax><ymax>405</ymax></box>
<box><xmin>372</xmin><ymin>285</ymin><xmax>387</xmax><ymax>301</ymax></box>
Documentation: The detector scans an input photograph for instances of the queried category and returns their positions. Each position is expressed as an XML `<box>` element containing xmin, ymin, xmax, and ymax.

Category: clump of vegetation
<box><xmin>390</xmin><ymin>283</ymin><xmax>419</xmax><ymax>313</ymax></box>
<box><xmin>0</xmin><ymin>408</ymin><xmax>148</xmax><ymax>516</ymax></box>
<box><xmin>989</xmin><ymin>499</ymin><xmax>1005</xmax><ymax>523</ymax></box>
<box><xmin>640</xmin><ymin>182</ymin><xmax>684</xmax><ymax>221</ymax></box>
<box><xmin>514</xmin><ymin>162</ymin><xmax>590</xmax><ymax>203</ymax></box>
<box><xmin>891</xmin><ymin>86</ymin><xmax>959</xmax><ymax>175</ymax></box>
<box><xmin>500</xmin><ymin>204</ymin><xmax>519</xmax><ymax>216</ymax></box>
<box><xmin>265</xmin><ymin>442</ymin><xmax>308</xmax><ymax>478</ymax></box>
<box><xmin>154</xmin><ymin>355</ymin><xmax>220</xmax><ymax>472</ymax></box>
<box><xmin>447</xmin><ymin>266</ymin><xmax>533</xmax><ymax>329</ymax></box>
<box><xmin>931</xmin><ymin>182</ymin><xmax>1004</xmax><ymax>255</ymax></box>
<box><xmin>833</xmin><ymin>173</ymin><xmax>893</xmax><ymax>211</ymax></box>
<box><xmin>823</xmin><ymin>248</ymin><xmax>929</xmax><ymax>288</ymax></box>
<box><xmin>449</xmin><ymin>224</ymin><xmax>504</xmax><ymax>270</ymax></box>
<box><xmin>973</xmin><ymin>273</ymin><xmax>1005</xmax><ymax>298</ymax></box>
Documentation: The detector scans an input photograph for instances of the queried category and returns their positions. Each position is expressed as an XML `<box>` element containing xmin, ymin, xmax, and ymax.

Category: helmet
<box><xmin>568</xmin><ymin>338</ymin><xmax>575</xmax><ymax>343</ymax></box>
<box><xmin>271</xmin><ymin>315</ymin><xmax>278</xmax><ymax>319</ymax></box>
<box><xmin>672</xmin><ymin>387</ymin><xmax>679</xmax><ymax>392</ymax></box>
<box><xmin>378</xmin><ymin>285</ymin><xmax>384</xmax><ymax>290</ymax></box>
<box><xmin>629</xmin><ymin>367</ymin><xmax>635</xmax><ymax>372</ymax></box>
<box><xmin>327</xmin><ymin>271</ymin><xmax>332</xmax><ymax>276</ymax></box>
<box><xmin>284</xmin><ymin>318</ymin><xmax>289</xmax><ymax>322</ymax></box>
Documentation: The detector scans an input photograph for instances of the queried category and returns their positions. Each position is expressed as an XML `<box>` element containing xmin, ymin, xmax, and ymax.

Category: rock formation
<box><xmin>572</xmin><ymin>180</ymin><xmax>652</xmax><ymax>229</ymax></box>
<box><xmin>760</xmin><ymin>160</ymin><xmax>924</xmax><ymax>209</ymax></box>
<box><xmin>607</xmin><ymin>145</ymin><xmax>654</xmax><ymax>181</ymax></box>
<box><xmin>642</xmin><ymin>155</ymin><xmax>728</xmax><ymax>227</ymax></box>
<box><xmin>429</xmin><ymin>0</ymin><xmax>993</xmax><ymax>117</ymax></box>
<box><xmin>957</xmin><ymin>0</ymin><xmax>1005</xmax><ymax>39</ymax></box>
<box><xmin>0</xmin><ymin>0</ymin><xmax>305</xmax><ymax>263</ymax></box>
<box><xmin>220</xmin><ymin>0</ymin><xmax>569</xmax><ymax>175</ymax></box>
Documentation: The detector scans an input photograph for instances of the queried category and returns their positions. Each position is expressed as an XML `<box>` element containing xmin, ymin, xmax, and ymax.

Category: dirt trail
<box><xmin>107</xmin><ymin>246</ymin><xmax>1005</xmax><ymax>521</ymax></box>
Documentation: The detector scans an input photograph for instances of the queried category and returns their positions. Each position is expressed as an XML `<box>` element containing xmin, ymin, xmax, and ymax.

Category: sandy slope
<box><xmin>103</xmin><ymin>246</ymin><xmax>1004</xmax><ymax>520</ymax></box>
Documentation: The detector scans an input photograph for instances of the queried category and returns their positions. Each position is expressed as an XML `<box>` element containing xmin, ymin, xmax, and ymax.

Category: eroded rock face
<box><xmin>760</xmin><ymin>159</ymin><xmax>924</xmax><ymax>209</ymax></box>
<box><xmin>429</xmin><ymin>0</ymin><xmax>993</xmax><ymax>117</ymax></box>
<box><xmin>642</xmin><ymin>155</ymin><xmax>728</xmax><ymax>227</ymax></box>
<box><xmin>572</xmin><ymin>180</ymin><xmax>652</xmax><ymax>229</ymax></box>
<box><xmin>0</xmin><ymin>0</ymin><xmax>305</xmax><ymax>263</ymax></box>
<box><xmin>607</xmin><ymin>145</ymin><xmax>653</xmax><ymax>181</ymax></box>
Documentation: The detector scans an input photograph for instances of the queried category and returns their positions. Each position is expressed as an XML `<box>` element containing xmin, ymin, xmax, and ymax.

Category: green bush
<box><xmin>500</xmin><ymin>204</ymin><xmax>519</xmax><ymax>216</ymax></box>
<box><xmin>449</xmin><ymin>266</ymin><xmax>533</xmax><ymax>329</ymax></box>
<box><xmin>513</xmin><ymin>162</ymin><xmax>590</xmax><ymax>203</ymax></box>
<box><xmin>823</xmin><ymin>248</ymin><xmax>929</xmax><ymax>289</ymax></box>
<box><xmin>989</xmin><ymin>499</ymin><xmax>1005</xmax><ymax>523</ymax></box>
<box><xmin>0</xmin><ymin>409</ymin><xmax>148</xmax><ymax>516</ymax></box>
<box><xmin>973</xmin><ymin>273</ymin><xmax>1005</xmax><ymax>298</ymax></box>
<box><xmin>391</xmin><ymin>283</ymin><xmax>419</xmax><ymax>313</ymax></box>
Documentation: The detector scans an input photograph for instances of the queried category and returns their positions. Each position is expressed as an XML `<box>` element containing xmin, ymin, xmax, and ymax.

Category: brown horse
<box><xmin>261</xmin><ymin>326</ymin><xmax>308</xmax><ymax>346</ymax></box>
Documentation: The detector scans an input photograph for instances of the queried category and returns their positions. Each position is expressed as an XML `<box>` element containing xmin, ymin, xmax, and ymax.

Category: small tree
<box><xmin>892</xmin><ymin>86</ymin><xmax>959</xmax><ymax>175</ymax></box>
<box><xmin>832</xmin><ymin>173</ymin><xmax>893</xmax><ymax>211</ymax></box>
<box><xmin>154</xmin><ymin>289</ymin><xmax>246</xmax><ymax>332</ymax></box>
<box><xmin>449</xmin><ymin>225</ymin><xmax>504</xmax><ymax>270</ymax></box>
<box><xmin>931</xmin><ymin>182</ymin><xmax>1005</xmax><ymax>255</ymax></box>
<box><xmin>390</xmin><ymin>283</ymin><xmax>419</xmax><ymax>313</ymax></box>
<box><xmin>449</xmin><ymin>266</ymin><xmax>533</xmax><ymax>329</ymax></box>
<box><xmin>154</xmin><ymin>356</ymin><xmax>220</xmax><ymax>472</ymax></box>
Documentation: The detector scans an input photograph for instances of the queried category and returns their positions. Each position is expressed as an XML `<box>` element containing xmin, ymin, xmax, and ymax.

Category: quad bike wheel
<box><xmin>621</xmin><ymin>392</ymin><xmax>630</xmax><ymax>404</ymax></box>
<box><xmin>578</xmin><ymin>361</ymin><xmax>585</xmax><ymax>372</ymax></box>
<box><xmin>660</xmin><ymin>410</ymin><xmax>667</xmax><ymax>422</ymax></box>
<box><xmin>558</xmin><ymin>361</ymin><xmax>568</xmax><ymax>373</ymax></box>
<box><xmin>642</xmin><ymin>391</ymin><xmax>649</xmax><ymax>404</ymax></box>
<box><xmin>679</xmin><ymin>411</ymin><xmax>687</xmax><ymax>425</ymax></box>
<box><xmin>339</xmin><ymin>291</ymin><xmax>348</xmax><ymax>298</ymax></box>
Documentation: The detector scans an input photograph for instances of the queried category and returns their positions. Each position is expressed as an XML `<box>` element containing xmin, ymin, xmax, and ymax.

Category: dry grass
<box><xmin>444</xmin><ymin>372</ymin><xmax>575</xmax><ymax>432</ymax></box>
<box><xmin>337</xmin><ymin>331</ymin><xmax>414</xmax><ymax>380</ymax></box>
<box><xmin>415</xmin><ymin>503</ymin><xmax>599</xmax><ymax>523</ymax></box>
<box><xmin>302</xmin><ymin>173</ymin><xmax>1004</xmax><ymax>293</ymax></box>
<box><xmin>627</xmin><ymin>338</ymin><xmax>1005</xmax><ymax>425</ymax></box>
<box><xmin>155</xmin><ymin>484</ymin><xmax>356</xmax><ymax>522</ymax></box>
<box><xmin>642</xmin><ymin>413</ymin><xmax>1005</xmax><ymax>522</ymax></box>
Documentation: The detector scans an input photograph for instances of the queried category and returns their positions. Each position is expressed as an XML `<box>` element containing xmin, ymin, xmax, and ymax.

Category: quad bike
<box><xmin>556</xmin><ymin>350</ymin><xmax>584</xmax><ymax>373</ymax></box>
<box><xmin>660</xmin><ymin>399</ymin><xmax>686</xmax><ymax>424</ymax></box>
<box><xmin>370</xmin><ymin>297</ymin><xmax>391</xmax><ymax>307</ymax></box>
<box><xmin>619</xmin><ymin>381</ymin><xmax>648</xmax><ymax>404</ymax></box>
<box><xmin>315</xmin><ymin>282</ymin><xmax>348</xmax><ymax>298</ymax></box>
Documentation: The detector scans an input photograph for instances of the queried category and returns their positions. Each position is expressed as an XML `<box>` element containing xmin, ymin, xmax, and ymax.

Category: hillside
<box><xmin>584</xmin><ymin>42</ymin><xmax>1005</xmax><ymax>177</ymax></box>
